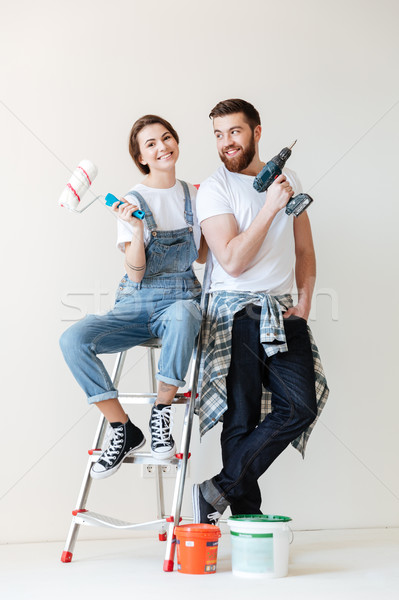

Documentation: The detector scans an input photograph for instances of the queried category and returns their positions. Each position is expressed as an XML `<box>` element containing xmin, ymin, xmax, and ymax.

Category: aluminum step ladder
<box><xmin>60</xmin><ymin>335</ymin><xmax>202</xmax><ymax>572</ymax></box>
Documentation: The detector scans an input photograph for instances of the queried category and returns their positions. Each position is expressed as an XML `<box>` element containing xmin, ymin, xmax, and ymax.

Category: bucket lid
<box><xmin>175</xmin><ymin>524</ymin><xmax>221</xmax><ymax>539</ymax></box>
<box><xmin>228</xmin><ymin>514</ymin><xmax>292</xmax><ymax>523</ymax></box>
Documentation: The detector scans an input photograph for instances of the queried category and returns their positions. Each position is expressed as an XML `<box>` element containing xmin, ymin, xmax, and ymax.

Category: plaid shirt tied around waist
<box><xmin>196</xmin><ymin>291</ymin><xmax>329</xmax><ymax>457</ymax></box>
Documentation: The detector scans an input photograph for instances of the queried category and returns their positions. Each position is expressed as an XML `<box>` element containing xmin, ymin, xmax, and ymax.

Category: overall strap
<box><xmin>179</xmin><ymin>180</ymin><xmax>194</xmax><ymax>226</ymax></box>
<box><xmin>125</xmin><ymin>189</ymin><xmax>157</xmax><ymax>231</ymax></box>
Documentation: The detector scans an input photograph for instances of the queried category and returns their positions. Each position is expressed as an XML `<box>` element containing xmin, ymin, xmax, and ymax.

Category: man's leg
<box><xmin>194</xmin><ymin>306</ymin><xmax>264</xmax><ymax>520</ymax></box>
<box><xmin>196</xmin><ymin>310</ymin><xmax>317</xmax><ymax>519</ymax></box>
<box><xmin>220</xmin><ymin>306</ymin><xmax>264</xmax><ymax>514</ymax></box>
<box><xmin>220</xmin><ymin>315</ymin><xmax>317</xmax><ymax>498</ymax></box>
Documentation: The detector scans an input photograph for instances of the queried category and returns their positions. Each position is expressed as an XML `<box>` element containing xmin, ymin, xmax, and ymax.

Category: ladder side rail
<box><xmin>88</xmin><ymin>350</ymin><xmax>128</xmax><ymax>466</ymax></box>
<box><xmin>147</xmin><ymin>345</ymin><xmax>167</xmax><ymax>522</ymax></box>
<box><xmin>163</xmin><ymin>290</ymin><xmax>210</xmax><ymax>570</ymax></box>
<box><xmin>61</xmin><ymin>351</ymin><xmax>128</xmax><ymax>561</ymax></box>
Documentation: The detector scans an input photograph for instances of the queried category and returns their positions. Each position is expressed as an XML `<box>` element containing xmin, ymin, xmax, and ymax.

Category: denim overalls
<box><xmin>60</xmin><ymin>181</ymin><xmax>202</xmax><ymax>404</ymax></box>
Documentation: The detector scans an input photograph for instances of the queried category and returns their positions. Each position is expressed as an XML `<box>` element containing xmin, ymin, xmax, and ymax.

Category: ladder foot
<box><xmin>159</xmin><ymin>532</ymin><xmax>167</xmax><ymax>541</ymax></box>
<box><xmin>163</xmin><ymin>559</ymin><xmax>174</xmax><ymax>572</ymax></box>
<box><xmin>61</xmin><ymin>551</ymin><xmax>73</xmax><ymax>563</ymax></box>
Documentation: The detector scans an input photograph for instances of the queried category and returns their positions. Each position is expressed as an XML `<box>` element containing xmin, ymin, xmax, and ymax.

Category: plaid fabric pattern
<box><xmin>197</xmin><ymin>291</ymin><xmax>329</xmax><ymax>457</ymax></box>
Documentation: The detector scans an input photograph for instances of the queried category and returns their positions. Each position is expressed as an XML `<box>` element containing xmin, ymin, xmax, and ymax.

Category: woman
<box><xmin>60</xmin><ymin>115</ymin><xmax>206</xmax><ymax>479</ymax></box>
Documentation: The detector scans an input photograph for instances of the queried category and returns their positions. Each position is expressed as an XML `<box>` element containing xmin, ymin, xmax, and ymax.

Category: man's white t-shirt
<box><xmin>196</xmin><ymin>165</ymin><xmax>302</xmax><ymax>294</ymax></box>
<box><xmin>116</xmin><ymin>180</ymin><xmax>201</xmax><ymax>252</ymax></box>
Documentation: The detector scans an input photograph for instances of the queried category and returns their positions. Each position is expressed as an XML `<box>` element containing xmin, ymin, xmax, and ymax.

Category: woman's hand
<box><xmin>112</xmin><ymin>199</ymin><xmax>144</xmax><ymax>229</ymax></box>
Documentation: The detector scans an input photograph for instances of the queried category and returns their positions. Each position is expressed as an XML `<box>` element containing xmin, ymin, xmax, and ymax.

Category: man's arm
<box><xmin>200</xmin><ymin>174</ymin><xmax>293</xmax><ymax>277</ymax></box>
<box><xmin>283</xmin><ymin>212</ymin><xmax>316</xmax><ymax>321</ymax></box>
<box><xmin>195</xmin><ymin>234</ymin><xmax>208</xmax><ymax>264</ymax></box>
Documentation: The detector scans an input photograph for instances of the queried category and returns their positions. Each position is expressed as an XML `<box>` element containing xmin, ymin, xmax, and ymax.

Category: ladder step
<box><xmin>89</xmin><ymin>451</ymin><xmax>180</xmax><ymax>466</ymax></box>
<box><xmin>73</xmin><ymin>510</ymin><xmax>167</xmax><ymax>531</ymax></box>
<box><xmin>118</xmin><ymin>393</ymin><xmax>189</xmax><ymax>405</ymax></box>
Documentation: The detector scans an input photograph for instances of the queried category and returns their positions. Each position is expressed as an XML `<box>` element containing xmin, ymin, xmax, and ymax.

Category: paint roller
<box><xmin>58</xmin><ymin>159</ymin><xmax>145</xmax><ymax>219</ymax></box>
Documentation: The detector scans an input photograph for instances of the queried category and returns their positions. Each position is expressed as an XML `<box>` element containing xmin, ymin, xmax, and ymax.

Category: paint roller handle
<box><xmin>104</xmin><ymin>193</ymin><xmax>145</xmax><ymax>220</ymax></box>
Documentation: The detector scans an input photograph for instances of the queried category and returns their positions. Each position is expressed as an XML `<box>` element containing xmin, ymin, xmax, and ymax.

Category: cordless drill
<box><xmin>253</xmin><ymin>140</ymin><xmax>313</xmax><ymax>217</ymax></box>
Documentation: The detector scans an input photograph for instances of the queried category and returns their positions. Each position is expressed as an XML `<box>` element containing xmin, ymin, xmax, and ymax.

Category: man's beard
<box><xmin>219</xmin><ymin>134</ymin><xmax>256</xmax><ymax>173</ymax></box>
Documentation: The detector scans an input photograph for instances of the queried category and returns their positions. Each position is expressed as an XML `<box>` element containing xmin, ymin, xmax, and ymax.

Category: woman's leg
<box><xmin>152</xmin><ymin>297</ymin><xmax>202</xmax><ymax>387</ymax></box>
<box><xmin>148</xmin><ymin>297</ymin><xmax>202</xmax><ymax>459</ymax></box>
<box><xmin>155</xmin><ymin>382</ymin><xmax>179</xmax><ymax>406</ymax></box>
<box><xmin>94</xmin><ymin>398</ymin><xmax>128</xmax><ymax>423</ymax></box>
<box><xmin>59</xmin><ymin>305</ymin><xmax>153</xmax><ymax>478</ymax></box>
<box><xmin>59</xmin><ymin>307</ymin><xmax>152</xmax><ymax>404</ymax></box>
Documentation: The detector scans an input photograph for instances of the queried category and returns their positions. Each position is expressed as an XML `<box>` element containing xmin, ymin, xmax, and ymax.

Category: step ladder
<box><xmin>61</xmin><ymin>335</ymin><xmax>201</xmax><ymax>572</ymax></box>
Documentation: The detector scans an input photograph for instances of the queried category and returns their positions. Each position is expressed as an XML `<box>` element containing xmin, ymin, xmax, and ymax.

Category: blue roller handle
<box><xmin>105</xmin><ymin>193</ymin><xmax>145</xmax><ymax>220</ymax></box>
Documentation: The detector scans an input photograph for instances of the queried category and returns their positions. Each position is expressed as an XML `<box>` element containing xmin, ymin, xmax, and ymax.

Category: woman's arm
<box><xmin>124</xmin><ymin>237</ymin><xmax>146</xmax><ymax>282</ymax></box>
<box><xmin>113</xmin><ymin>200</ymin><xmax>146</xmax><ymax>283</ymax></box>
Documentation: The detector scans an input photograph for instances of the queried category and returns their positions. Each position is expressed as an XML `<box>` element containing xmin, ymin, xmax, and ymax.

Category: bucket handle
<box><xmin>288</xmin><ymin>526</ymin><xmax>294</xmax><ymax>545</ymax></box>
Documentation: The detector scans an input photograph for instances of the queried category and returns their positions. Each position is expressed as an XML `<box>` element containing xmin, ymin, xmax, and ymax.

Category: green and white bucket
<box><xmin>227</xmin><ymin>515</ymin><xmax>293</xmax><ymax>578</ymax></box>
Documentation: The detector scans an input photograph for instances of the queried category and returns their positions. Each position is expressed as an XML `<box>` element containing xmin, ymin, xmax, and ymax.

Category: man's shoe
<box><xmin>149</xmin><ymin>403</ymin><xmax>176</xmax><ymax>460</ymax></box>
<box><xmin>192</xmin><ymin>483</ymin><xmax>222</xmax><ymax>525</ymax></box>
<box><xmin>91</xmin><ymin>419</ymin><xmax>145</xmax><ymax>480</ymax></box>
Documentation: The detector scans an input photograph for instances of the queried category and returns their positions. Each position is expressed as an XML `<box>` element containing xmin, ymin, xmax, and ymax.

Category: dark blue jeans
<box><xmin>205</xmin><ymin>305</ymin><xmax>317</xmax><ymax>515</ymax></box>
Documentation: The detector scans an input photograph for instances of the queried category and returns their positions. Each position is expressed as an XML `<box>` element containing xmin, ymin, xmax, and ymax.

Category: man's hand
<box><xmin>283</xmin><ymin>304</ymin><xmax>310</xmax><ymax>321</ymax></box>
<box><xmin>262</xmin><ymin>174</ymin><xmax>293</xmax><ymax>216</ymax></box>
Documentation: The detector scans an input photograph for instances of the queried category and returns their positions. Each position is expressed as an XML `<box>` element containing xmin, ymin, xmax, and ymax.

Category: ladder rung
<box><xmin>118</xmin><ymin>393</ymin><xmax>189</xmax><ymax>405</ymax></box>
<box><xmin>74</xmin><ymin>510</ymin><xmax>166</xmax><ymax>530</ymax></box>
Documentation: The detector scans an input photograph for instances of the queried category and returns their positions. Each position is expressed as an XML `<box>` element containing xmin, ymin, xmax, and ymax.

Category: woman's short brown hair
<box><xmin>128</xmin><ymin>115</ymin><xmax>179</xmax><ymax>175</ymax></box>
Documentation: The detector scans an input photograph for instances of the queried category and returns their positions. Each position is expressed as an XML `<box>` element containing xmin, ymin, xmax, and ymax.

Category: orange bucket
<box><xmin>175</xmin><ymin>524</ymin><xmax>222</xmax><ymax>574</ymax></box>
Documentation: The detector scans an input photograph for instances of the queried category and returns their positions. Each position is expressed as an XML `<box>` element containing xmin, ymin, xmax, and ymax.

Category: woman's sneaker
<box><xmin>91</xmin><ymin>419</ymin><xmax>145</xmax><ymax>480</ymax></box>
<box><xmin>149</xmin><ymin>404</ymin><xmax>176</xmax><ymax>460</ymax></box>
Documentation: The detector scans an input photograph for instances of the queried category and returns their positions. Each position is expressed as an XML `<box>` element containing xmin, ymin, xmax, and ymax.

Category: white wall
<box><xmin>1</xmin><ymin>0</ymin><xmax>398</xmax><ymax>544</ymax></box>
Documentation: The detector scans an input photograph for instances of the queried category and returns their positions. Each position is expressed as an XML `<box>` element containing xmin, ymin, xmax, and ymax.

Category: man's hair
<box><xmin>209</xmin><ymin>99</ymin><xmax>261</xmax><ymax>131</ymax></box>
<box><xmin>128</xmin><ymin>115</ymin><xmax>179</xmax><ymax>175</ymax></box>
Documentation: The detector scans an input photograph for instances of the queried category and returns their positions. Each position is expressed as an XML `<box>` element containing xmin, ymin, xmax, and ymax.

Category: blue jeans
<box><xmin>201</xmin><ymin>305</ymin><xmax>317</xmax><ymax>515</ymax></box>
<box><xmin>60</xmin><ymin>278</ymin><xmax>202</xmax><ymax>404</ymax></box>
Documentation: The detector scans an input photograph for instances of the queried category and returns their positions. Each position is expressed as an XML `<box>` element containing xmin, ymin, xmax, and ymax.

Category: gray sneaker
<box><xmin>192</xmin><ymin>483</ymin><xmax>221</xmax><ymax>525</ymax></box>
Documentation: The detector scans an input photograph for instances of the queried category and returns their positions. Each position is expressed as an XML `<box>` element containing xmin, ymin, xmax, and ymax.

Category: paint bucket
<box><xmin>175</xmin><ymin>524</ymin><xmax>222</xmax><ymax>574</ymax></box>
<box><xmin>227</xmin><ymin>514</ymin><xmax>292</xmax><ymax>578</ymax></box>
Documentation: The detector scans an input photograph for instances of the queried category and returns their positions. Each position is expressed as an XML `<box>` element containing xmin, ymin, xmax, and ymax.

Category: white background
<box><xmin>1</xmin><ymin>0</ymin><xmax>398</xmax><ymax>544</ymax></box>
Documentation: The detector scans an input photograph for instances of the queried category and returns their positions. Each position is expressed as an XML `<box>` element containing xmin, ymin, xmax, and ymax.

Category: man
<box><xmin>192</xmin><ymin>98</ymin><xmax>328</xmax><ymax>523</ymax></box>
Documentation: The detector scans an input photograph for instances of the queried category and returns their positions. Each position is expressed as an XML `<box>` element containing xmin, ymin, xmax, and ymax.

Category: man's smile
<box><xmin>224</xmin><ymin>146</ymin><xmax>241</xmax><ymax>157</ymax></box>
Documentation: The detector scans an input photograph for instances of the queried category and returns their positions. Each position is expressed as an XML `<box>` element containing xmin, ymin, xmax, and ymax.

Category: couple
<box><xmin>60</xmin><ymin>98</ymin><xmax>328</xmax><ymax>523</ymax></box>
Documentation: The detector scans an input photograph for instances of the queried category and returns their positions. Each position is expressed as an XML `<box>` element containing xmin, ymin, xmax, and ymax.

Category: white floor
<box><xmin>1</xmin><ymin>528</ymin><xmax>398</xmax><ymax>600</ymax></box>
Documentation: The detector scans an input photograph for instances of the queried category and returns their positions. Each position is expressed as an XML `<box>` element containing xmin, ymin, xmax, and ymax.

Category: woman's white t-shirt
<box><xmin>196</xmin><ymin>165</ymin><xmax>302</xmax><ymax>295</ymax></box>
<box><xmin>116</xmin><ymin>180</ymin><xmax>201</xmax><ymax>252</ymax></box>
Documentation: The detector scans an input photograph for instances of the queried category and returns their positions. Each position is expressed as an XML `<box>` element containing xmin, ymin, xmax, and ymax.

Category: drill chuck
<box><xmin>270</xmin><ymin>146</ymin><xmax>292</xmax><ymax>170</ymax></box>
